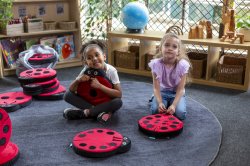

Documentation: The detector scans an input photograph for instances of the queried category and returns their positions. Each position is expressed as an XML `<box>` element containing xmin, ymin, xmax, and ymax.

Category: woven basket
<box><xmin>216</xmin><ymin>54</ymin><xmax>246</xmax><ymax>84</ymax></box>
<box><xmin>187</xmin><ymin>52</ymin><xmax>207</xmax><ymax>78</ymax></box>
<box><xmin>114</xmin><ymin>45</ymin><xmax>139</xmax><ymax>69</ymax></box>
<box><xmin>223</xmin><ymin>54</ymin><xmax>246</xmax><ymax>68</ymax></box>
<box><xmin>58</xmin><ymin>21</ymin><xmax>76</xmax><ymax>30</ymax></box>
<box><xmin>44</xmin><ymin>21</ymin><xmax>56</xmax><ymax>30</ymax></box>
<box><xmin>145</xmin><ymin>50</ymin><xmax>158</xmax><ymax>71</ymax></box>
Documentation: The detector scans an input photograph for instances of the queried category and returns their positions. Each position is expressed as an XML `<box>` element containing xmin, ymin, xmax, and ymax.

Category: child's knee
<box><xmin>63</xmin><ymin>90</ymin><xmax>71</xmax><ymax>101</ymax></box>
<box><xmin>109</xmin><ymin>98</ymin><xmax>123</xmax><ymax>111</ymax></box>
<box><xmin>175</xmin><ymin>109</ymin><xmax>187</xmax><ymax>120</ymax></box>
<box><xmin>114</xmin><ymin>98</ymin><xmax>123</xmax><ymax>109</ymax></box>
<box><xmin>150</xmin><ymin>104</ymin><xmax>158</xmax><ymax>114</ymax></box>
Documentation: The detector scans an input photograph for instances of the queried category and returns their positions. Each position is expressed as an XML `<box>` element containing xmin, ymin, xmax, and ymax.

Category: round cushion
<box><xmin>22</xmin><ymin>78</ymin><xmax>59</xmax><ymax>96</ymax></box>
<box><xmin>34</xmin><ymin>85</ymin><xmax>66</xmax><ymax>100</ymax></box>
<box><xmin>138</xmin><ymin>114</ymin><xmax>183</xmax><ymax>138</ymax></box>
<box><xmin>28</xmin><ymin>53</ymin><xmax>56</xmax><ymax>65</ymax></box>
<box><xmin>77</xmin><ymin>68</ymin><xmax>113</xmax><ymax>105</ymax></box>
<box><xmin>0</xmin><ymin>108</ymin><xmax>12</xmax><ymax>152</ymax></box>
<box><xmin>42</xmin><ymin>79</ymin><xmax>60</xmax><ymax>93</ymax></box>
<box><xmin>0</xmin><ymin>92</ymin><xmax>32</xmax><ymax>112</ymax></box>
<box><xmin>72</xmin><ymin>128</ymin><xmax>131</xmax><ymax>158</ymax></box>
<box><xmin>18</xmin><ymin>68</ymin><xmax>57</xmax><ymax>84</ymax></box>
<box><xmin>22</xmin><ymin>78</ymin><xmax>58</xmax><ymax>92</ymax></box>
<box><xmin>0</xmin><ymin>142</ymin><xmax>19</xmax><ymax>165</ymax></box>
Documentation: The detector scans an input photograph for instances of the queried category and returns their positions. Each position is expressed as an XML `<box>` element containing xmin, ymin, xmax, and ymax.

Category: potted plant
<box><xmin>79</xmin><ymin>0</ymin><xmax>135</xmax><ymax>40</ymax></box>
<box><xmin>0</xmin><ymin>0</ymin><xmax>13</xmax><ymax>33</ymax></box>
<box><xmin>236</xmin><ymin>13</ymin><xmax>250</xmax><ymax>41</ymax></box>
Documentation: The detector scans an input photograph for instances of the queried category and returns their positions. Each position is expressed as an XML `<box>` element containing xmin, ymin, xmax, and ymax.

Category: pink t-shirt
<box><xmin>148</xmin><ymin>58</ymin><xmax>190</xmax><ymax>91</ymax></box>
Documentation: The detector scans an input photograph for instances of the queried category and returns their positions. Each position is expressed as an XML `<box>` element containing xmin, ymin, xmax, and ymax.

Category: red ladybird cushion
<box><xmin>0</xmin><ymin>92</ymin><xmax>32</xmax><ymax>112</ymax></box>
<box><xmin>0</xmin><ymin>142</ymin><xmax>19</xmax><ymax>165</ymax></box>
<box><xmin>28</xmin><ymin>53</ymin><xmax>56</xmax><ymax>65</ymax></box>
<box><xmin>35</xmin><ymin>85</ymin><xmax>66</xmax><ymax>100</ymax></box>
<box><xmin>138</xmin><ymin>114</ymin><xmax>184</xmax><ymax>138</ymax></box>
<box><xmin>0</xmin><ymin>108</ymin><xmax>12</xmax><ymax>152</ymax></box>
<box><xmin>72</xmin><ymin>128</ymin><xmax>131</xmax><ymax>158</ymax></box>
<box><xmin>76</xmin><ymin>68</ymin><xmax>113</xmax><ymax>106</ymax></box>
<box><xmin>18</xmin><ymin>68</ymin><xmax>57</xmax><ymax>84</ymax></box>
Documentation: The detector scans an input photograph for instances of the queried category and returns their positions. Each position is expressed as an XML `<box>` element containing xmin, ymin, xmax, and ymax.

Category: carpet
<box><xmin>6</xmin><ymin>81</ymin><xmax>222</xmax><ymax>166</ymax></box>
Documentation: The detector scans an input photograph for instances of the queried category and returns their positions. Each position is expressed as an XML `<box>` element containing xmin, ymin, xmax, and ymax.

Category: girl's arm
<box><xmin>90</xmin><ymin>78</ymin><xmax>122</xmax><ymax>98</ymax></box>
<box><xmin>152</xmin><ymin>73</ymin><xmax>166</xmax><ymax>112</ymax></box>
<box><xmin>167</xmin><ymin>74</ymin><xmax>186</xmax><ymax>114</ymax></box>
<box><xmin>69</xmin><ymin>79</ymin><xmax>80</xmax><ymax>93</ymax></box>
<box><xmin>69</xmin><ymin>75</ymin><xmax>90</xmax><ymax>93</ymax></box>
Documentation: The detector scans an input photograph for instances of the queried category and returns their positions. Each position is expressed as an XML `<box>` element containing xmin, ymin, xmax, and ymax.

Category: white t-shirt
<box><xmin>77</xmin><ymin>63</ymin><xmax>120</xmax><ymax>85</ymax></box>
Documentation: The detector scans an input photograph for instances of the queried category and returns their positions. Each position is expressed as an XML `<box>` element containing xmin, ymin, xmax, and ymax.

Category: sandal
<box><xmin>97</xmin><ymin>112</ymin><xmax>111</xmax><ymax>124</ymax></box>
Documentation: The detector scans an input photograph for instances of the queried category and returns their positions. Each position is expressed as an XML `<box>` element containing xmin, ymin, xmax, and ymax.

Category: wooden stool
<box><xmin>229</xmin><ymin>33</ymin><xmax>244</xmax><ymax>44</ymax></box>
<box><xmin>220</xmin><ymin>31</ymin><xmax>235</xmax><ymax>42</ymax></box>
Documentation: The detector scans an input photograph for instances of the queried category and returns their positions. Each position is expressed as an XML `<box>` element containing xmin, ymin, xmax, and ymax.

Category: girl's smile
<box><xmin>85</xmin><ymin>47</ymin><xmax>106</xmax><ymax>69</ymax></box>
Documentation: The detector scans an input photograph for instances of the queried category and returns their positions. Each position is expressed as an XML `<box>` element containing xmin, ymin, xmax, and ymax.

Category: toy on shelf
<box><xmin>219</xmin><ymin>0</ymin><xmax>235</xmax><ymax>37</ymax></box>
<box><xmin>229</xmin><ymin>33</ymin><xmax>244</xmax><ymax>44</ymax></box>
<box><xmin>166</xmin><ymin>25</ymin><xmax>183</xmax><ymax>35</ymax></box>
<box><xmin>220</xmin><ymin>31</ymin><xmax>244</xmax><ymax>44</ymax></box>
<box><xmin>188</xmin><ymin>20</ymin><xmax>212</xmax><ymax>39</ymax></box>
<box><xmin>221</xmin><ymin>9</ymin><xmax>235</xmax><ymax>35</ymax></box>
<box><xmin>206</xmin><ymin>21</ymin><xmax>213</xmax><ymax>38</ymax></box>
<box><xmin>220</xmin><ymin>31</ymin><xmax>234</xmax><ymax>41</ymax></box>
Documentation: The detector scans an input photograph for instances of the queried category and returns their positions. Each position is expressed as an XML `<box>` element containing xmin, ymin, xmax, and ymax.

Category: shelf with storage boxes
<box><xmin>3</xmin><ymin>22</ymin><xmax>24</xmax><ymax>36</ymax></box>
<box><xmin>0</xmin><ymin>0</ymin><xmax>82</xmax><ymax>78</ymax></box>
<box><xmin>114</xmin><ymin>45</ymin><xmax>139</xmax><ymax>69</ymax></box>
<box><xmin>216</xmin><ymin>53</ymin><xmax>247</xmax><ymax>85</ymax></box>
<box><xmin>144</xmin><ymin>48</ymin><xmax>159</xmax><ymax>71</ymax></box>
<box><xmin>187</xmin><ymin>51</ymin><xmax>207</xmax><ymax>79</ymax></box>
<box><xmin>107</xmin><ymin>30</ymin><xmax>250</xmax><ymax>91</ymax></box>
<box><xmin>24</xmin><ymin>18</ymin><xmax>44</xmax><ymax>33</ymax></box>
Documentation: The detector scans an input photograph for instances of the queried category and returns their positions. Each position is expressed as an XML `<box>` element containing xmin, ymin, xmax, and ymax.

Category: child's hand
<box><xmin>90</xmin><ymin>78</ymin><xmax>102</xmax><ymax>89</ymax></box>
<box><xmin>167</xmin><ymin>105</ymin><xmax>176</xmax><ymax>115</ymax></box>
<box><xmin>158</xmin><ymin>103</ymin><xmax>167</xmax><ymax>113</ymax></box>
<box><xmin>77</xmin><ymin>74</ymin><xmax>90</xmax><ymax>82</ymax></box>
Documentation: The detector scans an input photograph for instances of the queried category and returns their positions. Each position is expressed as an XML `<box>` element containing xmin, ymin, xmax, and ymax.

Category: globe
<box><xmin>121</xmin><ymin>2</ymin><xmax>149</xmax><ymax>33</ymax></box>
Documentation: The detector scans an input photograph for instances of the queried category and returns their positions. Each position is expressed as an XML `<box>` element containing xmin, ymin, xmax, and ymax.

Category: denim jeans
<box><xmin>150</xmin><ymin>89</ymin><xmax>187</xmax><ymax>120</ymax></box>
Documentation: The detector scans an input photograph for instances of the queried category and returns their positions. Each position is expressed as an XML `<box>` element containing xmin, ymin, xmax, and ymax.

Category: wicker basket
<box><xmin>216</xmin><ymin>54</ymin><xmax>246</xmax><ymax>84</ymax></box>
<box><xmin>145</xmin><ymin>50</ymin><xmax>158</xmax><ymax>71</ymax></box>
<box><xmin>223</xmin><ymin>53</ymin><xmax>246</xmax><ymax>68</ymax></box>
<box><xmin>114</xmin><ymin>45</ymin><xmax>139</xmax><ymax>69</ymax></box>
<box><xmin>187</xmin><ymin>52</ymin><xmax>207</xmax><ymax>78</ymax></box>
<box><xmin>58</xmin><ymin>21</ymin><xmax>76</xmax><ymax>30</ymax></box>
<box><xmin>44</xmin><ymin>21</ymin><xmax>56</xmax><ymax>30</ymax></box>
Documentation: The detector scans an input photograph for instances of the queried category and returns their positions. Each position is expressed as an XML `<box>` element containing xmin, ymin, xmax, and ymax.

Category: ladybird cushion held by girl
<box><xmin>148</xmin><ymin>33</ymin><xmax>191</xmax><ymax>120</ymax></box>
<box><xmin>63</xmin><ymin>40</ymin><xmax>123</xmax><ymax>124</ymax></box>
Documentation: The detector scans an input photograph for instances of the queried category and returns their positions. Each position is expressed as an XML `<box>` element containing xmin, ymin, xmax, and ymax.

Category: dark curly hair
<box><xmin>80</xmin><ymin>39</ymin><xmax>107</xmax><ymax>60</ymax></box>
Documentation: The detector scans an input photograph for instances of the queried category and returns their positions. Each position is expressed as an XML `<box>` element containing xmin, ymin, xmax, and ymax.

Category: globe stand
<box><xmin>126</xmin><ymin>28</ymin><xmax>144</xmax><ymax>34</ymax></box>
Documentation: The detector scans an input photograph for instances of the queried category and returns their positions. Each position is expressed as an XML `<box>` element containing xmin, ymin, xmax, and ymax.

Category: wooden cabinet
<box><xmin>0</xmin><ymin>0</ymin><xmax>82</xmax><ymax>78</ymax></box>
<box><xmin>107</xmin><ymin>30</ymin><xmax>250</xmax><ymax>91</ymax></box>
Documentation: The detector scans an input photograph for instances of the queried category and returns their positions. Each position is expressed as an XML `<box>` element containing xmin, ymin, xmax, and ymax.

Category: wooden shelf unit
<box><xmin>0</xmin><ymin>0</ymin><xmax>82</xmax><ymax>78</ymax></box>
<box><xmin>108</xmin><ymin>30</ymin><xmax>250</xmax><ymax>91</ymax></box>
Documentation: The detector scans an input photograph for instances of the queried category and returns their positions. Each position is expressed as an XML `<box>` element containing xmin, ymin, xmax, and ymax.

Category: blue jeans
<box><xmin>150</xmin><ymin>90</ymin><xmax>187</xmax><ymax>120</ymax></box>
